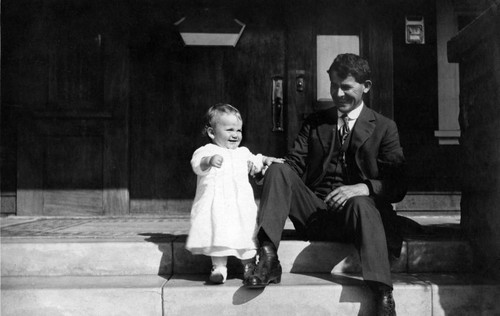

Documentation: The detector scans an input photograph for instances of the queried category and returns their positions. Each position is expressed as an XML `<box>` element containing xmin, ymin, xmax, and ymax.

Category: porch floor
<box><xmin>0</xmin><ymin>213</ymin><xmax>460</xmax><ymax>240</ymax></box>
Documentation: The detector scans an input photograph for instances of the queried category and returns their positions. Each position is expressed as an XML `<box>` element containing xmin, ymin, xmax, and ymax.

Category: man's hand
<box><xmin>209</xmin><ymin>155</ymin><xmax>224</xmax><ymax>168</ymax></box>
<box><xmin>324</xmin><ymin>183</ymin><xmax>369</xmax><ymax>211</ymax></box>
<box><xmin>263</xmin><ymin>156</ymin><xmax>285</xmax><ymax>166</ymax></box>
<box><xmin>260</xmin><ymin>157</ymin><xmax>285</xmax><ymax>176</ymax></box>
<box><xmin>248</xmin><ymin>156</ymin><xmax>285</xmax><ymax>177</ymax></box>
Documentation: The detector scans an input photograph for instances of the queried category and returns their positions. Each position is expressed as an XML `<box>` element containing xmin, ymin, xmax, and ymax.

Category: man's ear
<box><xmin>363</xmin><ymin>80</ymin><xmax>372</xmax><ymax>93</ymax></box>
<box><xmin>207</xmin><ymin>127</ymin><xmax>215</xmax><ymax>140</ymax></box>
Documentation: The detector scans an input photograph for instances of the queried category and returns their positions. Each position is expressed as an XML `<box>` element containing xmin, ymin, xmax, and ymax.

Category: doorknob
<box><xmin>272</xmin><ymin>76</ymin><xmax>284</xmax><ymax>132</ymax></box>
<box><xmin>296</xmin><ymin>75</ymin><xmax>304</xmax><ymax>92</ymax></box>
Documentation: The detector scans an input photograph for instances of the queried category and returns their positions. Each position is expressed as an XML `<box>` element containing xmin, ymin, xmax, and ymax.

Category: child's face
<box><xmin>208</xmin><ymin>113</ymin><xmax>242</xmax><ymax>150</ymax></box>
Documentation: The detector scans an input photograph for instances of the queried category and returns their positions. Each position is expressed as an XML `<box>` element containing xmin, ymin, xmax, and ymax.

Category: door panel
<box><xmin>43</xmin><ymin>136</ymin><xmax>103</xmax><ymax>216</ymax></box>
<box><xmin>15</xmin><ymin>0</ymin><xmax>129</xmax><ymax>216</ymax></box>
<box><xmin>17</xmin><ymin>116</ymin><xmax>128</xmax><ymax>216</ymax></box>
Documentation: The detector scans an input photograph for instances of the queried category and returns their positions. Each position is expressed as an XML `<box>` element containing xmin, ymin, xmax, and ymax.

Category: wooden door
<box><xmin>128</xmin><ymin>0</ymin><xmax>288</xmax><ymax>212</ymax></box>
<box><xmin>285</xmin><ymin>0</ymin><xmax>394</xmax><ymax>147</ymax></box>
<box><xmin>15</xmin><ymin>0</ymin><xmax>129</xmax><ymax>216</ymax></box>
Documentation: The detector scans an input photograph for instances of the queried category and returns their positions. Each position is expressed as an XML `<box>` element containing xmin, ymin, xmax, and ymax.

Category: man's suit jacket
<box><xmin>285</xmin><ymin>105</ymin><xmax>407</xmax><ymax>204</ymax></box>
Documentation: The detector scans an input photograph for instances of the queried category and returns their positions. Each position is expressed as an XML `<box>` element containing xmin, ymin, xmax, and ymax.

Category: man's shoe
<box><xmin>244</xmin><ymin>245</ymin><xmax>282</xmax><ymax>288</ymax></box>
<box><xmin>375</xmin><ymin>289</ymin><xmax>396</xmax><ymax>316</ymax></box>
<box><xmin>242</xmin><ymin>258</ymin><xmax>256</xmax><ymax>284</ymax></box>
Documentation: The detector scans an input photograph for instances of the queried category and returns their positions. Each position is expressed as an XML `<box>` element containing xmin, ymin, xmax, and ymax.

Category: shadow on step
<box><xmin>140</xmin><ymin>233</ymin><xmax>251</xmax><ymax>277</ymax></box>
<box><xmin>300</xmin><ymin>273</ymin><xmax>374</xmax><ymax>316</ymax></box>
<box><xmin>290</xmin><ymin>241</ymin><xmax>360</xmax><ymax>273</ymax></box>
<box><xmin>140</xmin><ymin>233</ymin><xmax>179</xmax><ymax>276</ymax></box>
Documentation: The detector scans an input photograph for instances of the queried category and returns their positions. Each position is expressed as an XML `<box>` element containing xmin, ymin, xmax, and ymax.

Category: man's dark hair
<box><xmin>327</xmin><ymin>53</ymin><xmax>371</xmax><ymax>83</ymax></box>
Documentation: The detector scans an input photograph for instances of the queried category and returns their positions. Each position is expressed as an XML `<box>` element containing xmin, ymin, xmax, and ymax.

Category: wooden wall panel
<box><xmin>367</xmin><ymin>9</ymin><xmax>394</xmax><ymax>117</ymax></box>
<box><xmin>17</xmin><ymin>118</ymin><xmax>128</xmax><ymax>216</ymax></box>
<box><xmin>129</xmin><ymin>0</ymin><xmax>287</xmax><ymax>212</ymax></box>
<box><xmin>10</xmin><ymin>0</ymin><xmax>130</xmax><ymax>216</ymax></box>
<box><xmin>390</xmin><ymin>0</ymin><xmax>462</xmax><ymax>192</ymax></box>
<box><xmin>448</xmin><ymin>3</ymin><xmax>500</xmax><ymax>278</ymax></box>
<box><xmin>285</xmin><ymin>0</ymin><xmax>315</xmax><ymax>150</ymax></box>
<box><xmin>43</xmin><ymin>136</ymin><xmax>103</xmax><ymax>215</ymax></box>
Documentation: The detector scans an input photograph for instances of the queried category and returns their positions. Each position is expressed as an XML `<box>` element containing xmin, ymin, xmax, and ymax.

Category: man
<box><xmin>244</xmin><ymin>53</ymin><xmax>406</xmax><ymax>316</ymax></box>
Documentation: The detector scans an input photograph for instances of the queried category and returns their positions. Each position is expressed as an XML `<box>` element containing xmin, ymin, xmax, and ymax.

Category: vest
<box><xmin>313</xmin><ymin>127</ymin><xmax>350</xmax><ymax>199</ymax></box>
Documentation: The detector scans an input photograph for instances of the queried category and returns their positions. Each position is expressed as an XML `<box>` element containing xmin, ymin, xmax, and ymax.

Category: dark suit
<box><xmin>257</xmin><ymin>105</ymin><xmax>406</xmax><ymax>287</ymax></box>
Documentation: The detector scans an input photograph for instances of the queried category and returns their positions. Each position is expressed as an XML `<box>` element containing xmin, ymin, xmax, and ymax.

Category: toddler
<box><xmin>186</xmin><ymin>103</ymin><xmax>283</xmax><ymax>284</ymax></box>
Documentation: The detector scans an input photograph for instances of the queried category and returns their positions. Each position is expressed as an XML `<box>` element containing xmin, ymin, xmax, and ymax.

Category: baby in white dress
<box><xmin>186</xmin><ymin>103</ymin><xmax>283</xmax><ymax>284</ymax></box>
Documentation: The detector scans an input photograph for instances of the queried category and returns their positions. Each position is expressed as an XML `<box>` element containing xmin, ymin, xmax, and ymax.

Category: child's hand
<box><xmin>263</xmin><ymin>157</ymin><xmax>285</xmax><ymax>166</ymax></box>
<box><xmin>248</xmin><ymin>161</ymin><xmax>259</xmax><ymax>176</ymax></box>
<box><xmin>210</xmin><ymin>155</ymin><xmax>224</xmax><ymax>168</ymax></box>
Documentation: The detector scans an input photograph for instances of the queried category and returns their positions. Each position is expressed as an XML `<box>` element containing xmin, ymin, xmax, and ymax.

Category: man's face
<box><xmin>208</xmin><ymin>113</ymin><xmax>243</xmax><ymax>149</ymax></box>
<box><xmin>329</xmin><ymin>71</ymin><xmax>371</xmax><ymax>113</ymax></box>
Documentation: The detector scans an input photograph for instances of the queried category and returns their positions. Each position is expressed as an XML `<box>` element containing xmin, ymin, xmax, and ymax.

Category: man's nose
<box><xmin>337</xmin><ymin>88</ymin><xmax>345</xmax><ymax>97</ymax></box>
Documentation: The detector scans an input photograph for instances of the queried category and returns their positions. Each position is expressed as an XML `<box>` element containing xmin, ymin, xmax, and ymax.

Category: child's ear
<box><xmin>207</xmin><ymin>127</ymin><xmax>215</xmax><ymax>140</ymax></box>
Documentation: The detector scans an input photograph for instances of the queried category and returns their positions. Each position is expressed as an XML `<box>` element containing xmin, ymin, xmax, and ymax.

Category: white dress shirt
<box><xmin>337</xmin><ymin>102</ymin><xmax>364</xmax><ymax>131</ymax></box>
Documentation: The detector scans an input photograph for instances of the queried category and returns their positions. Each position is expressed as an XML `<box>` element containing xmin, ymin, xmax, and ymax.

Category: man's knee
<box><xmin>266</xmin><ymin>162</ymin><xmax>291</xmax><ymax>174</ymax></box>
<box><xmin>265</xmin><ymin>163</ymin><xmax>296</xmax><ymax>180</ymax></box>
<box><xmin>345</xmin><ymin>196</ymin><xmax>373</xmax><ymax>208</ymax></box>
<box><xmin>261</xmin><ymin>163</ymin><xmax>297</xmax><ymax>189</ymax></box>
<box><xmin>345</xmin><ymin>196</ymin><xmax>378</xmax><ymax>218</ymax></box>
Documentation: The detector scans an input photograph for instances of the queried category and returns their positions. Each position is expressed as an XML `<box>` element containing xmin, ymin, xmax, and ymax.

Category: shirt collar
<box><xmin>338</xmin><ymin>102</ymin><xmax>364</xmax><ymax>121</ymax></box>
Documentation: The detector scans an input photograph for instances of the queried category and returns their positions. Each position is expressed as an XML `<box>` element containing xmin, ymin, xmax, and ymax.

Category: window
<box><xmin>316</xmin><ymin>35</ymin><xmax>360</xmax><ymax>101</ymax></box>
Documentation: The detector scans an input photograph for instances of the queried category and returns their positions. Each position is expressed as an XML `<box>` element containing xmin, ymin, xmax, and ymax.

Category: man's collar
<box><xmin>338</xmin><ymin>102</ymin><xmax>364</xmax><ymax>120</ymax></box>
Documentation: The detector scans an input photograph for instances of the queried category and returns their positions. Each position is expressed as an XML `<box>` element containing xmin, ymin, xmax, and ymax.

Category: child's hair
<box><xmin>203</xmin><ymin>103</ymin><xmax>242</xmax><ymax>137</ymax></box>
<box><xmin>327</xmin><ymin>53</ymin><xmax>371</xmax><ymax>83</ymax></box>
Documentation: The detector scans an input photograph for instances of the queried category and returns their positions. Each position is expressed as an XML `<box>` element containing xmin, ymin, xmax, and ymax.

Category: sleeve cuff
<box><xmin>363</xmin><ymin>180</ymin><xmax>373</xmax><ymax>196</ymax></box>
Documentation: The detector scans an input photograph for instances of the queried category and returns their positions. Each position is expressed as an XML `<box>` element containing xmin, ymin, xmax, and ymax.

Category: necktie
<box><xmin>340</xmin><ymin>114</ymin><xmax>350</xmax><ymax>145</ymax></box>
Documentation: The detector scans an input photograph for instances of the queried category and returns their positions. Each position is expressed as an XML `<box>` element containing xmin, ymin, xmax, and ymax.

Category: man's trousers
<box><xmin>257</xmin><ymin>163</ymin><xmax>394</xmax><ymax>287</ymax></box>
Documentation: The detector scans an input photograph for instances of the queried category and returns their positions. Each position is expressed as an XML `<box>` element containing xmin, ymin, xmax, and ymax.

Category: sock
<box><xmin>257</xmin><ymin>229</ymin><xmax>275</xmax><ymax>248</ymax></box>
<box><xmin>241</xmin><ymin>258</ymin><xmax>255</xmax><ymax>265</ymax></box>
<box><xmin>366</xmin><ymin>281</ymin><xmax>393</xmax><ymax>292</ymax></box>
<box><xmin>211</xmin><ymin>256</ymin><xmax>228</xmax><ymax>268</ymax></box>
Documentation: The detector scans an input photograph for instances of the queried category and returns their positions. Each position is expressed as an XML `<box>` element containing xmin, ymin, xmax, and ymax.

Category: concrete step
<box><xmin>1</xmin><ymin>238</ymin><xmax>173</xmax><ymax>277</ymax></box>
<box><xmin>2</xmin><ymin>272</ymin><xmax>499</xmax><ymax>316</ymax></box>
<box><xmin>0</xmin><ymin>215</ymin><xmax>472</xmax><ymax>277</ymax></box>
<box><xmin>1</xmin><ymin>215</ymin><xmax>498</xmax><ymax>315</ymax></box>
<box><xmin>1</xmin><ymin>275</ymin><xmax>165</xmax><ymax>316</ymax></box>
<box><xmin>173</xmin><ymin>235</ymin><xmax>473</xmax><ymax>275</ymax></box>
<box><xmin>1</xmin><ymin>234</ymin><xmax>472</xmax><ymax>277</ymax></box>
<box><xmin>394</xmin><ymin>191</ymin><xmax>461</xmax><ymax>212</ymax></box>
<box><xmin>164</xmin><ymin>273</ymin><xmax>500</xmax><ymax>316</ymax></box>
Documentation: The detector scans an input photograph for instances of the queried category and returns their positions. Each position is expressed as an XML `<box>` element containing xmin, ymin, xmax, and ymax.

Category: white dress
<box><xmin>186</xmin><ymin>143</ymin><xmax>263</xmax><ymax>260</ymax></box>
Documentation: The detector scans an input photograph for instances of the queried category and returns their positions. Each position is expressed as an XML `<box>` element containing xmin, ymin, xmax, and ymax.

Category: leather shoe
<box><xmin>244</xmin><ymin>244</ymin><xmax>282</xmax><ymax>288</ymax></box>
<box><xmin>242</xmin><ymin>259</ymin><xmax>256</xmax><ymax>283</ymax></box>
<box><xmin>375</xmin><ymin>289</ymin><xmax>396</xmax><ymax>316</ymax></box>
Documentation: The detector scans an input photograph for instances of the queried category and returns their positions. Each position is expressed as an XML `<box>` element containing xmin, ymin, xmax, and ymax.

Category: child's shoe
<box><xmin>209</xmin><ymin>266</ymin><xmax>227</xmax><ymax>284</ymax></box>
